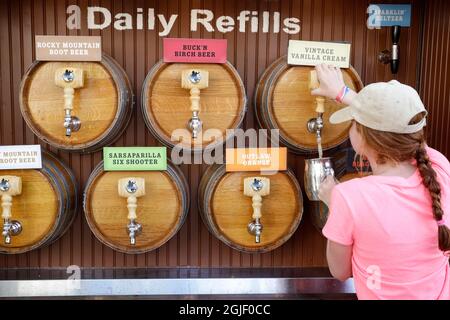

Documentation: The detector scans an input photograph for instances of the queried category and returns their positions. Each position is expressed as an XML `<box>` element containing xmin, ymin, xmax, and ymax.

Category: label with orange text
<box><xmin>226</xmin><ymin>148</ymin><xmax>287</xmax><ymax>172</ymax></box>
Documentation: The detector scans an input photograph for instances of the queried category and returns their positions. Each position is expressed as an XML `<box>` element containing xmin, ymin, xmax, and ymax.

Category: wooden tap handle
<box><xmin>309</xmin><ymin>70</ymin><xmax>320</xmax><ymax>90</ymax></box>
<box><xmin>315</xmin><ymin>97</ymin><xmax>326</xmax><ymax>113</ymax></box>
<box><xmin>181</xmin><ymin>69</ymin><xmax>209</xmax><ymax>114</ymax></box>
<box><xmin>64</xmin><ymin>87</ymin><xmax>75</xmax><ymax>112</ymax></box>
<box><xmin>244</xmin><ymin>177</ymin><xmax>270</xmax><ymax>220</ymax></box>
<box><xmin>127</xmin><ymin>196</ymin><xmax>137</xmax><ymax>220</ymax></box>
<box><xmin>118</xmin><ymin>177</ymin><xmax>146</xmax><ymax>221</ymax></box>
<box><xmin>54</xmin><ymin>68</ymin><xmax>84</xmax><ymax>113</ymax></box>
<box><xmin>251</xmin><ymin>194</ymin><xmax>263</xmax><ymax>220</ymax></box>
<box><xmin>1</xmin><ymin>194</ymin><xmax>12</xmax><ymax>220</ymax></box>
<box><xmin>55</xmin><ymin>68</ymin><xmax>85</xmax><ymax>89</ymax></box>
<box><xmin>0</xmin><ymin>176</ymin><xmax>22</xmax><ymax>220</ymax></box>
<box><xmin>309</xmin><ymin>70</ymin><xmax>326</xmax><ymax>113</ymax></box>
<box><xmin>190</xmin><ymin>87</ymin><xmax>201</xmax><ymax>113</ymax></box>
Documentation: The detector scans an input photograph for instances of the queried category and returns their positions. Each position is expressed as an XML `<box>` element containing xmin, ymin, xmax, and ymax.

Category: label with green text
<box><xmin>103</xmin><ymin>147</ymin><xmax>167</xmax><ymax>171</ymax></box>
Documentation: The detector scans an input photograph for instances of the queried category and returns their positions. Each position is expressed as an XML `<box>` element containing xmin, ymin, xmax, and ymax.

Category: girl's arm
<box><xmin>327</xmin><ymin>241</ymin><xmax>353</xmax><ymax>281</ymax></box>
<box><xmin>321</xmin><ymin>187</ymin><xmax>354</xmax><ymax>282</ymax></box>
<box><xmin>311</xmin><ymin>64</ymin><xmax>358</xmax><ymax>106</ymax></box>
<box><xmin>312</xmin><ymin>64</ymin><xmax>356</xmax><ymax>282</ymax></box>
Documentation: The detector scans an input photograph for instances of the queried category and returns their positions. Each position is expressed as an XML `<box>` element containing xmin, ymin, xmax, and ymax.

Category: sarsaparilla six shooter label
<box><xmin>103</xmin><ymin>147</ymin><xmax>167</xmax><ymax>171</ymax></box>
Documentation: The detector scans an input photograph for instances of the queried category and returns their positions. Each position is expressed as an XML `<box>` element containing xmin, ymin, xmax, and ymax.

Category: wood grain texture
<box><xmin>199</xmin><ymin>166</ymin><xmax>303</xmax><ymax>253</ymax></box>
<box><xmin>0</xmin><ymin>169</ymin><xmax>57</xmax><ymax>251</ymax></box>
<box><xmin>84</xmin><ymin>162</ymin><xmax>189</xmax><ymax>254</ymax></box>
<box><xmin>142</xmin><ymin>61</ymin><xmax>246</xmax><ymax>150</ymax></box>
<box><xmin>419</xmin><ymin>0</ymin><xmax>450</xmax><ymax>157</ymax></box>
<box><xmin>255</xmin><ymin>58</ymin><xmax>364</xmax><ymax>153</ymax></box>
<box><xmin>19</xmin><ymin>55</ymin><xmax>134</xmax><ymax>153</ymax></box>
<box><xmin>0</xmin><ymin>0</ymin><xmax>429</xmax><ymax>269</ymax></box>
<box><xmin>21</xmin><ymin>61</ymin><xmax>117</xmax><ymax>145</ymax></box>
<box><xmin>0</xmin><ymin>151</ymin><xmax>78</xmax><ymax>254</ymax></box>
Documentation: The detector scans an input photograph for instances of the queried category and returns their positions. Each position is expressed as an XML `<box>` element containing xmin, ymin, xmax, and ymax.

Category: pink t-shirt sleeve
<box><xmin>426</xmin><ymin>146</ymin><xmax>450</xmax><ymax>175</ymax></box>
<box><xmin>322</xmin><ymin>187</ymin><xmax>354</xmax><ymax>246</ymax></box>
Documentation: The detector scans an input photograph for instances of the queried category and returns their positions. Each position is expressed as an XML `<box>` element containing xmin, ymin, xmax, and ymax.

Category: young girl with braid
<box><xmin>312</xmin><ymin>64</ymin><xmax>450</xmax><ymax>300</ymax></box>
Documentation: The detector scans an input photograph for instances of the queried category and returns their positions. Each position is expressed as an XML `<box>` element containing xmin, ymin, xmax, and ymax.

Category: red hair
<box><xmin>355</xmin><ymin>113</ymin><xmax>450</xmax><ymax>253</ymax></box>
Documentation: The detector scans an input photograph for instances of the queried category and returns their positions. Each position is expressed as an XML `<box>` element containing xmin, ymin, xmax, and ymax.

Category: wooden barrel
<box><xmin>20</xmin><ymin>54</ymin><xmax>134</xmax><ymax>153</ymax></box>
<box><xmin>198</xmin><ymin>165</ymin><xmax>303</xmax><ymax>253</ymax></box>
<box><xmin>141</xmin><ymin>60</ymin><xmax>247</xmax><ymax>152</ymax></box>
<box><xmin>255</xmin><ymin>56</ymin><xmax>364</xmax><ymax>154</ymax></box>
<box><xmin>0</xmin><ymin>151</ymin><xmax>78</xmax><ymax>254</ymax></box>
<box><xmin>83</xmin><ymin>161</ymin><xmax>189</xmax><ymax>254</ymax></box>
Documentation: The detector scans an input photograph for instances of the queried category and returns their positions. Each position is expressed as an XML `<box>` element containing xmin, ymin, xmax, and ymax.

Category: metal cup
<box><xmin>304</xmin><ymin>157</ymin><xmax>335</xmax><ymax>201</ymax></box>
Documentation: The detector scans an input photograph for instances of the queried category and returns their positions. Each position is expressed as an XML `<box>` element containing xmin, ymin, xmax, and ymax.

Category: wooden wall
<box><xmin>419</xmin><ymin>0</ymin><xmax>450</xmax><ymax>156</ymax></box>
<box><xmin>0</xmin><ymin>0</ymin><xmax>429</xmax><ymax>269</ymax></box>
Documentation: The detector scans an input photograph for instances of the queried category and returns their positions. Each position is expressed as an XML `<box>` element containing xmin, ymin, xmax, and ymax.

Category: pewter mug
<box><xmin>304</xmin><ymin>157</ymin><xmax>335</xmax><ymax>201</ymax></box>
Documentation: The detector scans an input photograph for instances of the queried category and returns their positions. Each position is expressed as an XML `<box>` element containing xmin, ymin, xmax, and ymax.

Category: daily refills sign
<box><xmin>0</xmin><ymin>145</ymin><xmax>42</xmax><ymax>170</ymax></box>
<box><xmin>35</xmin><ymin>35</ymin><xmax>102</xmax><ymax>61</ymax></box>
<box><xmin>367</xmin><ymin>4</ymin><xmax>412</xmax><ymax>29</ymax></box>
<box><xmin>66</xmin><ymin>6</ymin><xmax>301</xmax><ymax>35</ymax></box>
<box><xmin>164</xmin><ymin>38</ymin><xmax>227</xmax><ymax>63</ymax></box>
<box><xmin>288</xmin><ymin>40</ymin><xmax>351</xmax><ymax>68</ymax></box>
<box><xmin>103</xmin><ymin>147</ymin><xmax>167</xmax><ymax>171</ymax></box>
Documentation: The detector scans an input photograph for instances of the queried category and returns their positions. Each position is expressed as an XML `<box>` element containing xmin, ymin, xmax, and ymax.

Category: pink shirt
<box><xmin>323</xmin><ymin>147</ymin><xmax>450</xmax><ymax>300</ymax></box>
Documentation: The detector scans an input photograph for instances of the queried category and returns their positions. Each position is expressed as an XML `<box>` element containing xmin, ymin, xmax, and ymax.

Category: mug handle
<box><xmin>325</xmin><ymin>167</ymin><xmax>334</xmax><ymax>177</ymax></box>
<box><xmin>321</xmin><ymin>168</ymin><xmax>340</xmax><ymax>184</ymax></box>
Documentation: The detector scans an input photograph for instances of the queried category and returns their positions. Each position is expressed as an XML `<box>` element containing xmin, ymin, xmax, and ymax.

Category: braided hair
<box><xmin>355</xmin><ymin>113</ymin><xmax>450</xmax><ymax>254</ymax></box>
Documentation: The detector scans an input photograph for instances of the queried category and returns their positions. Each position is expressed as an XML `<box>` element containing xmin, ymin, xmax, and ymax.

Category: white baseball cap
<box><xmin>330</xmin><ymin>80</ymin><xmax>428</xmax><ymax>134</ymax></box>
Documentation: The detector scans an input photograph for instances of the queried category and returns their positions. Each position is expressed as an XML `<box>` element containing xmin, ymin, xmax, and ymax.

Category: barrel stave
<box><xmin>0</xmin><ymin>151</ymin><xmax>78</xmax><ymax>254</ymax></box>
<box><xmin>83</xmin><ymin>161</ymin><xmax>189</xmax><ymax>254</ymax></box>
<box><xmin>141</xmin><ymin>61</ymin><xmax>247</xmax><ymax>152</ymax></box>
<box><xmin>255</xmin><ymin>56</ymin><xmax>364</xmax><ymax>154</ymax></box>
<box><xmin>19</xmin><ymin>54</ymin><xmax>134</xmax><ymax>153</ymax></box>
<box><xmin>199</xmin><ymin>165</ymin><xmax>303</xmax><ymax>253</ymax></box>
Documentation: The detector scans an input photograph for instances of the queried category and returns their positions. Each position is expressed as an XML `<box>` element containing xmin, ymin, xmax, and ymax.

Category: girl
<box><xmin>312</xmin><ymin>64</ymin><xmax>450</xmax><ymax>300</ymax></box>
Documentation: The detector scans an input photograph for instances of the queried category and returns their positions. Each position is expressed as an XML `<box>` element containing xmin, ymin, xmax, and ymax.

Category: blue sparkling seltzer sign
<box><xmin>367</xmin><ymin>4</ymin><xmax>412</xmax><ymax>29</ymax></box>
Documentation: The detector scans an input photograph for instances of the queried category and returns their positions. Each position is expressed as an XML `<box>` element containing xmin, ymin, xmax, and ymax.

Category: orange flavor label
<box><xmin>226</xmin><ymin>148</ymin><xmax>287</xmax><ymax>172</ymax></box>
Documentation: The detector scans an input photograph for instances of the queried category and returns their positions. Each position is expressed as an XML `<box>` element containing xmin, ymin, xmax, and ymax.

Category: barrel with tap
<box><xmin>19</xmin><ymin>54</ymin><xmax>133</xmax><ymax>153</ymax></box>
<box><xmin>141</xmin><ymin>61</ymin><xmax>247</xmax><ymax>152</ymax></box>
<box><xmin>0</xmin><ymin>151</ymin><xmax>78</xmax><ymax>254</ymax></box>
<box><xmin>83</xmin><ymin>161</ymin><xmax>189</xmax><ymax>254</ymax></box>
<box><xmin>255</xmin><ymin>56</ymin><xmax>364</xmax><ymax>154</ymax></box>
<box><xmin>198</xmin><ymin>165</ymin><xmax>303</xmax><ymax>253</ymax></box>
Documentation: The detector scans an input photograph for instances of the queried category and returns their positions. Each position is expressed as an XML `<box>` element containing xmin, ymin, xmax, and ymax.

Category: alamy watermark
<box><xmin>66</xmin><ymin>265</ymin><xmax>81</xmax><ymax>290</ymax></box>
<box><xmin>170</xmin><ymin>128</ymin><xmax>282</xmax><ymax>167</ymax></box>
<box><xmin>366</xmin><ymin>265</ymin><xmax>382</xmax><ymax>291</ymax></box>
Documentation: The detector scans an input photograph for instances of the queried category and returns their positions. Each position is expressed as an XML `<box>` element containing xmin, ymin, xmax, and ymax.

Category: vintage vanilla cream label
<box><xmin>288</xmin><ymin>40</ymin><xmax>351</xmax><ymax>68</ymax></box>
<box><xmin>0</xmin><ymin>145</ymin><xmax>42</xmax><ymax>170</ymax></box>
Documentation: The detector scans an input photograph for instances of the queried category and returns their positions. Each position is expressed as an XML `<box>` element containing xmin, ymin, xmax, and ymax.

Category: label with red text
<box><xmin>163</xmin><ymin>38</ymin><xmax>227</xmax><ymax>63</ymax></box>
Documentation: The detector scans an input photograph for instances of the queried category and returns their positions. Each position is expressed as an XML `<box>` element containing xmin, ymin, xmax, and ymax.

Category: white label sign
<box><xmin>35</xmin><ymin>35</ymin><xmax>102</xmax><ymax>61</ymax></box>
<box><xmin>288</xmin><ymin>40</ymin><xmax>351</xmax><ymax>68</ymax></box>
<box><xmin>0</xmin><ymin>145</ymin><xmax>42</xmax><ymax>170</ymax></box>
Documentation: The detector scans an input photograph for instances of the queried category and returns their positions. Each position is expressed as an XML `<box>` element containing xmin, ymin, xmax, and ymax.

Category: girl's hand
<box><xmin>311</xmin><ymin>64</ymin><xmax>346</xmax><ymax>100</ymax></box>
<box><xmin>318</xmin><ymin>175</ymin><xmax>338</xmax><ymax>207</ymax></box>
